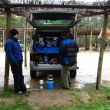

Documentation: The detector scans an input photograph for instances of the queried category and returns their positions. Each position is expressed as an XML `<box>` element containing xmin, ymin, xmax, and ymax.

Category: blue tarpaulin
<box><xmin>33</xmin><ymin>43</ymin><xmax>59</xmax><ymax>54</ymax></box>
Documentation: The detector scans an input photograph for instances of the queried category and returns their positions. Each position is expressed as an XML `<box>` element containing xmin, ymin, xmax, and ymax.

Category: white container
<box><xmin>39</xmin><ymin>80</ymin><xmax>44</xmax><ymax>90</ymax></box>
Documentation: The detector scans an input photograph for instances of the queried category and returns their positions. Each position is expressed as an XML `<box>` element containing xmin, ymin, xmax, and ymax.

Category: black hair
<box><xmin>9</xmin><ymin>29</ymin><xmax>19</xmax><ymax>37</ymax></box>
<box><xmin>68</xmin><ymin>33</ymin><xmax>74</xmax><ymax>39</ymax></box>
<box><xmin>60</xmin><ymin>30</ymin><xmax>74</xmax><ymax>39</ymax></box>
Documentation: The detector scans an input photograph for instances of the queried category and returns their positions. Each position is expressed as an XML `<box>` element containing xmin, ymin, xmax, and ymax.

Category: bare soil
<box><xmin>0</xmin><ymin>98</ymin><xmax>15</xmax><ymax>105</ymax></box>
<box><xmin>26</xmin><ymin>89</ymin><xmax>72</xmax><ymax>107</ymax></box>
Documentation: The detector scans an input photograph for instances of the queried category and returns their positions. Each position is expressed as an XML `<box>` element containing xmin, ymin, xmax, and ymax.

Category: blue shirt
<box><xmin>59</xmin><ymin>38</ymin><xmax>77</xmax><ymax>65</ymax></box>
<box><xmin>5</xmin><ymin>38</ymin><xmax>23</xmax><ymax>64</ymax></box>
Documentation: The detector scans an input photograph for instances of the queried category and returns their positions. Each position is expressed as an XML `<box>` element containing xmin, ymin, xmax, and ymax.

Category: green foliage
<box><xmin>0</xmin><ymin>15</ymin><xmax>6</xmax><ymax>28</ymax></box>
<box><xmin>0</xmin><ymin>15</ymin><xmax>25</xmax><ymax>28</ymax></box>
<box><xmin>11</xmin><ymin>16</ymin><xmax>22</xmax><ymax>28</ymax></box>
<box><xmin>107</xmin><ymin>15</ymin><xmax>110</xmax><ymax>28</ymax></box>
<box><xmin>77</xmin><ymin>16</ymin><xmax>104</xmax><ymax>48</ymax></box>
<box><xmin>78</xmin><ymin>16</ymin><xmax>103</xmax><ymax>29</ymax></box>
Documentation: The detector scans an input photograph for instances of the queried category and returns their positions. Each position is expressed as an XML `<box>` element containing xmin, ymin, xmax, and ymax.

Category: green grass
<box><xmin>41</xmin><ymin>84</ymin><xmax>110</xmax><ymax>110</ymax></box>
<box><xmin>0</xmin><ymin>86</ymin><xmax>14</xmax><ymax>98</ymax></box>
<box><xmin>0</xmin><ymin>86</ymin><xmax>33</xmax><ymax>110</ymax></box>
<box><xmin>42</xmin><ymin>105</ymin><xmax>110</xmax><ymax>110</ymax></box>
<box><xmin>0</xmin><ymin>103</ymin><xmax>32</xmax><ymax>110</ymax></box>
<box><xmin>0</xmin><ymin>84</ymin><xmax>110</xmax><ymax>110</ymax></box>
<box><xmin>0</xmin><ymin>86</ymin><xmax>30</xmax><ymax>98</ymax></box>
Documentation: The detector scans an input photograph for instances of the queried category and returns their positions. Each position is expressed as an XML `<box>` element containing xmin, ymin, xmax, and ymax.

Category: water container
<box><xmin>44</xmin><ymin>56</ymin><xmax>48</xmax><ymax>63</ymax></box>
<box><xmin>46</xmin><ymin>79</ymin><xmax>54</xmax><ymax>90</ymax></box>
<box><xmin>39</xmin><ymin>80</ymin><xmax>44</xmax><ymax>91</ymax></box>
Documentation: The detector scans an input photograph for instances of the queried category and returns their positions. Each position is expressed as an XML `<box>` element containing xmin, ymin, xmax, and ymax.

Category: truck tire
<box><xmin>70</xmin><ymin>70</ymin><xmax>76</xmax><ymax>79</ymax></box>
<box><xmin>30</xmin><ymin>70</ymin><xmax>36</xmax><ymax>79</ymax></box>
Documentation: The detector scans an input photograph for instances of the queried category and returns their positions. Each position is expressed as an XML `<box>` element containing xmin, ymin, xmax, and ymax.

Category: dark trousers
<box><xmin>10</xmin><ymin>62</ymin><xmax>27</xmax><ymax>93</ymax></box>
<box><xmin>61</xmin><ymin>65</ymin><xmax>70</xmax><ymax>89</ymax></box>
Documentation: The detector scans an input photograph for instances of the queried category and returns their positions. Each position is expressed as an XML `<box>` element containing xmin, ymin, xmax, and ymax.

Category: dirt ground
<box><xmin>26</xmin><ymin>89</ymin><xmax>72</xmax><ymax>107</ymax></box>
<box><xmin>0</xmin><ymin>88</ymin><xmax>91</xmax><ymax>108</ymax></box>
<box><xmin>0</xmin><ymin>90</ymin><xmax>71</xmax><ymax>107</ymax></box>
<box><xmin>0</xmin><ymin>77</ymin><xmax>90</xmax><ymax>108</ymax></box>
<box><xmin>24</xmin><ymin>78</ymin><xmax>74</xmax><ymax>107</ymax></box>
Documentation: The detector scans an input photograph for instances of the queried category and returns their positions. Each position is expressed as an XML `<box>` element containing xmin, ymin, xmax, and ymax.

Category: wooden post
<box><xmin>73</xmin><ymin>27</ymin><xmax>76</xmax><ymax>40</ymax></box>
<box><xmin>85</xmin><ymin>35</ymin><xmax>88</xmax><ymax>50</ymax></box>
<box><xmin>75</xmin><ymin>24</ymin><xmax>78</xmax><ymax>41</ymax></box>
<box><xmin>95</xmin><ymin>18</ymin><xmax>98</xmax><ymax>50</ymax></box>
<box><xmin>24</xmin><ymin>20</ymin><xmax>27</xmax><ymax>67</ymax></box>
<box><xmin>2</xmin><ymin>30</ymin><xmax>5</xmax><ymax>47</ymax></box>
<box><xmin>73</xmin><ymin>24</ymin><xmax>77</xmax><ymax>41</ymax></box>
<box><xmin>95</xmin><ymin>35</ymin><xmax>98</xmax><ymax>50</ymax></box>
<box><xmin>96</xmin><ymin>13</ymin><xmax>108</xmax><ymax>90</ymax></box>
<box><xmin>89</xmin><ymin>30</ymin><xmax>92</xmax><ymax>51</ymax></box>
<box><xmin>4</xmin><ymin>8</ymin><xmax>11</xmax><ymax>90</ymax></box>
<box><xmin>24</xmin><ymin>29</ymin><xmax>27</xmax><ymax>67</ymax></box>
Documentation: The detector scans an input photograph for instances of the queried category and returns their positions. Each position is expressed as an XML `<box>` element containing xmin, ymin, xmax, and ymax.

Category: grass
<box><xmin>0</xmin><ymin>86</ymin><xmax>33</xmax><ymax>110</ymax></box>
<box><xmin>0</xmin><ymin>103</ymin><xmax>32</xmax><ymax>110</ymax></box>
<box><xmin>41</xmin><ymin>84</ymin><xmax>110</xmax><ymax>110</ymax></box>
<box><xmin>0</xmin><ymin>86</ymin><xmax>30</xmax><ymax>98</ymax></box>
<box><xmin>0</xmin><ymin>86</ymin><xmax>14</xmax><ymax>98</ymax></box>
<box><xmin>0</xmin><ymin>84</ymin><xmax>110</xmax><ymax>110</ymax></box>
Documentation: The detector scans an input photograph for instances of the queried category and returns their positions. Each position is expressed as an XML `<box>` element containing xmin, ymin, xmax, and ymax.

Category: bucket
<box><xmin>46</xmin><ymin>79</ymin><xmax>54</xmax><ymax>90</ymax></box>
<box><xmin>46</xmin><ymin>74</ymin><xmax>54</xmax><ymax>90</ymax></box>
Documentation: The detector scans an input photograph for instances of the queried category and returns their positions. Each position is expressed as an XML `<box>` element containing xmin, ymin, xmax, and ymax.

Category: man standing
<box><xmin>59</xmin><ymin>31</ymin><xmax>79</xmax><ymax>89</ymax></box>
<box><xmin>5</xmin><ymin>29</ymin><xmax>27</xmax><ymax>94</ymax></box>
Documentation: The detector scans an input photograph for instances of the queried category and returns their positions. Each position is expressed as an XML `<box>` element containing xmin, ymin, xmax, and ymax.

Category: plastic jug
<box><xmin>46</xmin><ymin>75</ymin><xmax>54</xmax><ymax>90</ymax></box>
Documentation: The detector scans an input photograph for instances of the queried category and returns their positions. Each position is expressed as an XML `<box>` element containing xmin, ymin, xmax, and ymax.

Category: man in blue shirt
<box><xmin>5</xmin><ymin>29</ymin><xmax>27</xmax><ymax>94</ymax></box>
<box><xmin>59</xmin><ymin>31</ymin><xmax>79</xmax><ymax>89</ymax></box>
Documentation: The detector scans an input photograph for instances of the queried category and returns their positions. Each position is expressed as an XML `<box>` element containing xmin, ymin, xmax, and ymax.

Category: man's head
<box><xmin>60</xmin><ymin>32</ymin><xmax>66</xmax><ymax>39</ymax></box>
<box><xmin>52</xmin><ymin>37</ymin><xmax>58</xmax><ymax>46</ymax></box>
<box><xmin>60</xmin><ymin>30</ymin><xmax>74</xmax><ymax>39</ymax></box>
<box><xmin>60</xmin><ymin>30</ymin><xmax>70</xmax><ymax>39</ymax></box>
<box><xmin>10</xmin><ymin>29</ymin><xmax>19</xmax><ymax>39</ymax></box>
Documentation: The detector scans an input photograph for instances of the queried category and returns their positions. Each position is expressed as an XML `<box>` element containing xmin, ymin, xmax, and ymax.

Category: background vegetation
<box><xmin>0</xmin><ymin>15</ymin><xmax>110</xmax><ymax>49</ymax></box>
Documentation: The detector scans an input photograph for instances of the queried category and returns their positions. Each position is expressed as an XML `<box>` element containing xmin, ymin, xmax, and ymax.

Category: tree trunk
<box><xmin>2</xmin><ymin>30</ymin><xmax>5</xmax><ymax>47</ymax></box>
<box><xmin>85</xmin><ymin>35</ymin><xmax>89</xmax><ymax>50</ymax></box>
<box><xmin>24</xmin><ymin>20</ymin><xmax>27</xmax><ymax>67</ymax></box>
<box><xmin>89</xmin><ymin>30</ymin><xmax>92</xmax><ymax>51</ymax></box>
<box><xmin>96</xmin><ymin>13</ymin><xmax>108</xmax><ymax>90</ymax></box>
<box><xmin>4</xmin><ymin>9</ymin><xmax>11</xmax><ymax>90</ymax></box>
<box><xmin>95</xmin><ymin>35</ymin><xmax>98</xmax><ymax>50</ymax></box>
<box><xmin>73</xmin><ymin>27</ymin><xmax>76</xmax><ymax>40</ymax></box>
